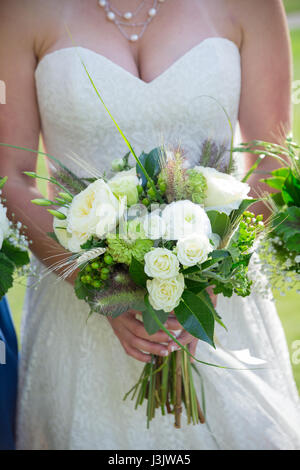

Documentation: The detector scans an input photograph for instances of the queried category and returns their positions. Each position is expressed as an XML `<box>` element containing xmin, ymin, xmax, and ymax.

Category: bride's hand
<box><xmin>107</xmin><ymin>310</ymin><xmax>173</xmax><ymax>363</ymax></box>
<box><xmin>108</xmin><ymin>286</ymin><xmax>217</xmax><ymax>363</ymax></box>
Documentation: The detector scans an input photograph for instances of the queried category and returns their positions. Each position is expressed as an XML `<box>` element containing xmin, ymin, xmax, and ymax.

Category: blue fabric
<box><xmin>0</xmin><ymin>297</ymin><xmax>18</xmax><ymax>450</ymax></box>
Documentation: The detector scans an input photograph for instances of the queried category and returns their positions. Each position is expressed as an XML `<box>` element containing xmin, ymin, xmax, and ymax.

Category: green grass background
<box><xmin>7</xmin><ymin>3</ymin><xmax>300</xmax><ymax>393</ymax></box>
<box><xmin>284</xmin><ymin>0</ymin><xmax>300</xmax><ymax>15</ymax></box>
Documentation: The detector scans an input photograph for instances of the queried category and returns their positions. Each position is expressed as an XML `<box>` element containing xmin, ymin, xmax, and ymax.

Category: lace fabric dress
<box><xmin>17</xmin><ymin>39</ymin><xmax>300</xmax><ymax>450</ymax></box>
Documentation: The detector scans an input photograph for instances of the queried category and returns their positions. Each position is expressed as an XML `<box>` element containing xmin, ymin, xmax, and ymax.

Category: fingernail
<box><xmin>170</xmin><ymin>345</ymin><xmax>180</xmax><ymax>353</ymax></box>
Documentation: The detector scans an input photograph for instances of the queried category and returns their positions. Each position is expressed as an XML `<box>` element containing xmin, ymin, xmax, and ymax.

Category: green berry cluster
<box><xmin>80</xmin><ymin>254</ymin><xmax>114</xmax><ymax>289</ymax></box>
<box><xmin>238</xmin><ymin>211</ymin><xmax>264</xmax><ymax>253</ymax></box>
<box><xmin>138</xmin><ymin>178</ymin><xmax>167</xmax><ymax>207</ymax></box>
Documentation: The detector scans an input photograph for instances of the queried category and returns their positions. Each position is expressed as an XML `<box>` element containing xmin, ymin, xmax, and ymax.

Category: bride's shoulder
<box><xmin>0</xmin><ymin>0</ymin><xmax>63</xmax><ymax>59</ymax></box>
<box><xmin>230</xmin><ymin>0</ymin><xmax>287</xmax><ymax>34</ymax></box>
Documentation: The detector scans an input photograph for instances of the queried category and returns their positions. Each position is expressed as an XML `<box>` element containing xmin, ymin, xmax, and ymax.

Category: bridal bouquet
<box><xmin>20</xmin><ymin>58</ymin><xmax>265</xmax><ymax>428</ymax></box>
<box><xmin>0</xmin><ymin>177</ymin><xmax>30</xmax><ymax>299</ymax></box>
<box><xmin>250</xmin><ymin>137</ymin><xmax>300</xmax><ymax>294</ymax></box>
<box><xmin>27</xmin><ymin>140</ymin><xmax>264</xmax><ymax>427</ymax></box>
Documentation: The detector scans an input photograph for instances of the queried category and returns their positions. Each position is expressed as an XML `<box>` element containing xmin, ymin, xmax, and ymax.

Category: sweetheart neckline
<box><xmin>35</xmin><ymin>37</ymin><xmax>240</xmax><ymax>86</ymax></box>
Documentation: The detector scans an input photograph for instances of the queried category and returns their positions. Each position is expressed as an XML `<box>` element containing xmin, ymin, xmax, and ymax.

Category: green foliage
<box><xmin>175</xmin><ymin>290</ymin><xmax>215</xmax><ymax>347</ymax></box>
<box><xmin>136</xmin><ymin>148</ymin><xmax>162</xmax><ymax>187</ymax></box>
<box><xmin>0</xmin><ymin>253</ymin><xmax>15</xmax><ymax>299</ymax></box>
<box><xmin>272</xmin><ymin>206</ymin><xmax>300</xmax><ymax>253</ymax></box>
<box><xmin>284</xmin><ymin>0</ymin><xmax>300</xmax><ymax>14</ymax></box>
<box><xmin>282</xmin><ymin>171</ymin><xmax>300</xmax><ymax>207</ymax></box>
<box><xmin>47</xmin><ymin>232</ymin><xmax>60</xmax><ymax>244</ymax></box>
<box><xmin>107</xmin><ymin>234</ymin><xmax>153</xmax><ymax>265</ymax></box>
<box><xmin>207</xmin><ymin>211</ymin><xmax>231</xmax><ymax>239</ymax></box>
<box><xmin>129</xmin><ymin>257</ymin><xmax>148</xmax><ymax>288</ymax></box>
<box><xmin>186</xmin><ymin>169</ymin><xmax>207</xmax><ymax>204</ymax></box>
<box><xmin>74</xmin><ymin>274</ymin><xmax>94</xmax><ymax>302</ymax></box>
<box><xmin>1</xmin><ymin>240</ymin><xmax>30</xmax><ymax>268</ymax></box>
<box><xmin>143</xmin><ymin>301</ymin><xmax>168</xmax><ymax>335</ymax></box>
<box><xmin>0</xmin><ymin>176</ymin><xmax>8</xmax><ymax>189</ymax></box>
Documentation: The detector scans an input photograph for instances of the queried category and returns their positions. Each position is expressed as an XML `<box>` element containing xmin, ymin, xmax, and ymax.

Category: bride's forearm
<box><xmin>3</xmin><ymin>175</ymin><xmax>77</xmax><ymax>284</ymax></box>
<box><xmin>246</xmin><ymin>152</ymin><xmax>282</xmax><ymax>221</ymax></box>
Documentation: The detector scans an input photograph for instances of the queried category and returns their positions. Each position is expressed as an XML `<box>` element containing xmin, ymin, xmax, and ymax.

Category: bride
<box><xmin>1</xmin><ymin>0</ymin><xmax>300</xmax><ymax>450</ymax></box>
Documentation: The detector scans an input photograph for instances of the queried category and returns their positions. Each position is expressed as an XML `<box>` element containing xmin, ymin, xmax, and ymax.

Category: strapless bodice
<box><xmin>35</xmin><ymin>38</ymin><xmax>241</xmax><ymax>175</ymax></box>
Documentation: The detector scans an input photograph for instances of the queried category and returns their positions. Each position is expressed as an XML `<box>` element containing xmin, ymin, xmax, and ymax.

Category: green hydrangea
<box><xmin>107</xmin><ymin>229</ymin><xmax>153</xmax><ymax>265</ymax></box>
<box><xmin>186</xmin><ymin>169</ymin><xmax>207</xmax><ymax>204</ymax></box>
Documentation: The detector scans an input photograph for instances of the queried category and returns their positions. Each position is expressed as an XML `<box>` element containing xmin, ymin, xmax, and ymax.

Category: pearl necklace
<box><xmin>98</xmin><ymin>0</ymin><xmax>166</xmax><ymax>42</ymax></box>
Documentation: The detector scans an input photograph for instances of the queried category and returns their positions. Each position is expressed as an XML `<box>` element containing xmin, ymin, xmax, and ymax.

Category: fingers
<box><xmin>108</xmin><ymin>311</ymin><xmax>198</xmax><ymax>364</ymax></box>
<box><xmin>120</xmin><ymin>326</ymin><xmax>169</xmax><ymax>357</ymax></box>
<box><xmin>110</xmin><ymin>319</ymin><xmax>169</xmax><ymax>361</ymax></box>
<box><xmin>123</xmin><ymin>344</ymin><xmax>151</xmax><ymax>363</ymax></box>
<box><xmin>167</xmin><ymin>329</ymin><xmax>195</xmax><ymax>353</ymax></box>
<box><xmin>164</xmin><ymin>316</ymin><xmax>183</xmax><ymax>331</ymax></box>
<box><xmin>131</xmin><ymin>335</ymin><xmax>169</xmax><ymax>357</ymax></box>
<box><xmin>123</xmin><ymin>313</ymin><xmax>172</xmax><ymax>344</ymax></box>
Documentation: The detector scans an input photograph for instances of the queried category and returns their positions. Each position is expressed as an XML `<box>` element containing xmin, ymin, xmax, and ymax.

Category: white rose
<box><xmin>143</xmin><ymin>213</ymin><xmax>167</xmax><ymax>240</ymax></box>
<box><xmin>67</xmin><ymin>231</ymin><xmax>90</xmax><ymax>253</ymax></box>
<box><xmin>144</xmin><ymin>247</ymin><xmax>179</xmax><ymax>279</ymax></box>
<box><xmin>194</xmin><ymin>166</ymin><xmax>250</xmax><ymax>215</ymax></box>
<box><xmin>0</xmin><ymin>203</ymin><xmax>10</xmax><ymax>249</ymax></box>
<box><xmin>176</xmin><ymin>233</ymin><xmax>212</xmax><ymax>267</ymax></box>
<box><xmin>162</xmin><ymin>200</ymin><xmax>212</xmax><ymax>240</ymax></box>
<box><xmin>147</xmin><ymin>275</ymin><xmax>185</xmax><ymax>313</ymax></box>
<box><xmin>68</xmin><ymin>179</ymin><xmax>124</xmax><ymax>239</ymax></box>
<box><xmin>108</xmin><ymin>168</ymin><xmax>139</xmax><ymax>207</ymax></box>
<box><xmin>53</xmin><ymin>207</ymin><xmax>90</xmax><ymax>253</ymax></box>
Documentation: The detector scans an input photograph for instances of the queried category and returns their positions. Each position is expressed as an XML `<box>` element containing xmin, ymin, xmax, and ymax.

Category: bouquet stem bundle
<box><xmin>125</xmin><ymin>351</ymin><xmax>205</xmax><ymax>429</ymax></box>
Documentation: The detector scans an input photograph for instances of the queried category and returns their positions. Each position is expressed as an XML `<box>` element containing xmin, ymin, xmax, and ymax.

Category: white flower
<box><xmin>0</xmin><ymin>202</ymin><xmax>10</xmax><ymax>249</ymax></box>
<box><xmin>193</xmin><ymin>166</ymin><xmax>251</xmax><ymax>215</ymax></box>
<box><xmin>108</xmin><ymin>168</ymin><xmax>139</xmax><ymax>207</ymax></box>
<box><xmin>67</xmin><ymin>231</ymin><xmax>91</xmax><ymax>253</ymax></box>
<box><xmin>53</xmin><ymin>207</ymin><xmax>90</xmax><ymax>253</ymax></box>
<box><xmin>176</xmin><ymin>233</ymin><xmax>212</xmax><ymax>267</ymax></box>
<box><xmin>68</xmin><ymin>179</ymin><xmax>124</xmax><ymax>239</ymax></box>
<box><xmin>143</xmin><ymin>213</ymin><xmax>167</xmax><ymax>240</ymax></box>
<box><xmin>147</xmin><ymin>274</ymin><xmax>185</xmax><ymax>313</ymax></box>
<box><xmin>161</xmin><ymin>200</ymin><xmax>212</xmax><ymax>240</ymax></box>
<box><xmin>295</xmin><ymin>255</ymin><xmax>300</xmax><ymax>264</ymax></box>
<box><xmin>144</xmin><ymin>247</ymin><xmax>179</xmax><ymax>279</ymax></box>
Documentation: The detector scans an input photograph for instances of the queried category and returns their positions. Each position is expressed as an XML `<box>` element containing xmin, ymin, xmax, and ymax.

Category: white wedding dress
<box><xmin>17</xmin><ymin>38</ymin><xmax>300</xmax><ymax>450</ymax></box>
